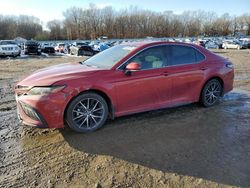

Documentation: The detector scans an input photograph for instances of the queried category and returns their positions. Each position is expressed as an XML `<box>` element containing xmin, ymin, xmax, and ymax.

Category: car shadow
<box><xmin>60</xmin><ymin>91</ymin><xmax>250</xmax><ymax>187</ymax></box>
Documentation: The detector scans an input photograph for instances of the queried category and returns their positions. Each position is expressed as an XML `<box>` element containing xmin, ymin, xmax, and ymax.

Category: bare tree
<box><xmin>242</xmin><ymin>14</ymin><xmax>250</xmax><ymax>35</ymax></box>
<box><xmin>47</xmin><ymin>20</ymin><xmax>64</xmax><ymax>40</ymax></box>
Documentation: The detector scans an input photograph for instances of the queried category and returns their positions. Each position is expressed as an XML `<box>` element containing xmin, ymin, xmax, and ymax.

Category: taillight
<box><xmin>226</xmin><ymin>63</ymin><xmax>234</xmax><ymax>69</ymax></box>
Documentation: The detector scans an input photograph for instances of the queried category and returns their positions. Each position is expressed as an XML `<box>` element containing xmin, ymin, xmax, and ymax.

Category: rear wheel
<box><xmin>201</xmin><ymin>79</ymin><xmax>222</xmax><ymax>107</ymax></box>
<box><xmin>65</xmin><ymin>92</ymin><xmax>108</xmax><ymax>133</ymax></box>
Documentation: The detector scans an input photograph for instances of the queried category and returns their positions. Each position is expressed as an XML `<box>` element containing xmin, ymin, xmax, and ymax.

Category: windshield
<box><xmin>83</xmin><ymin>45</ymin><xmax>136</xmax><ymax>69</ymax></box>
<box><xmin>0</xmin><ymin>41</ymin><xmax>17</xmax><ymax>45</ymax></box>
<box><xmin>76</xmin><ymin>43</ymin><xmax>86</xmax><ymax>46</ymax></box>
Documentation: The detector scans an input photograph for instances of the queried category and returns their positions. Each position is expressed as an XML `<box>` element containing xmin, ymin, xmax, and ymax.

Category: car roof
<box><xmin>120</xmin><ymin>41</ymin><xmax>199</xmax><ymax>49</ymax></box>
<box><xmin>25</xmin><ymin>40</ymin><xmax>38</xmax><ymax>44</ymax></box>
<box><xmin>0</xmin><ymin>40</ymin><xmax>15</xmax><ymax>42</ymax></box>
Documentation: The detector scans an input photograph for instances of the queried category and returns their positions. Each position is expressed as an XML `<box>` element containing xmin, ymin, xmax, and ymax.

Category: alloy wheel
<box><xmin>71</xmin><ymin>98</ymin><xmax>105</xmax><ymax>130</ymax></box>
<box><xmin>203</xmin><ymin>80</ymin><xmax>222</xmax><ymax>106</ymax></box>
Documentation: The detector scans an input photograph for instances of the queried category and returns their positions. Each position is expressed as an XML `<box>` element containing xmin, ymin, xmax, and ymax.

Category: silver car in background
<box><xmin>222</xmin><ymin>41</ymin><xmax>242</xmax><ymax>50</ymax></box>
<box><xmin>0</xmin><ymin>40</ymin><xmax>21</xmax><ymax>57</ymax></box>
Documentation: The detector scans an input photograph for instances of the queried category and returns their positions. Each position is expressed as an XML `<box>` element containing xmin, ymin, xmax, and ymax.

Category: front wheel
<box><xmin>65</xmin><ymin>92</ymin><xmax>108</xmax><ymax>133</ymax></box>
<box><xmin>201</xmin><ymin>79</ymin><xmax>222</xmax><ymax>107</ymax></box>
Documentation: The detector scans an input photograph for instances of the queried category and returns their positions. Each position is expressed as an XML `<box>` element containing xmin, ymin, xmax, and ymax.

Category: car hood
<box><xmin>17</xmin><ymin>62</ymin><xmax>100</xmax><ymax>86</ymax></box>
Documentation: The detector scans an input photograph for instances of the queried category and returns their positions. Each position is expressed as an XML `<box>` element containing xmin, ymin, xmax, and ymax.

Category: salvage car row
<box><xmin>1</xmin><ymin>36</ymin><xmax>250</xmax><ymax>58</ymax></box>
<box><xmin>0</xmin><ymin>40</ymin><xmax>110</xmax><ymax>58</ymax></box>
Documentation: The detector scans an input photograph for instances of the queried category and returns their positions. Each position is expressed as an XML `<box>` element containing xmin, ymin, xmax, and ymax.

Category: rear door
<box><xmin>166</xmin><ymin>45</ymin><xmax>205</xmax><ymax>104</ymax></box>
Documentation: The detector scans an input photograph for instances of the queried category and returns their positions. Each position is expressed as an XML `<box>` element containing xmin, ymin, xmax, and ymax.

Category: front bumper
<box><xmin>15</xmin><ymin>91</ymin><xmax>70</xmax><ymax>128</ymax></box>
<box><xmin>223</xmin><ymin>68</ymin><xmax>234</xmax><ymax>94</ymax></box>
<box><xmin>24</xmin><ymin>48</ymin><xmax>41</xmax><ymax>54</ymax></box>
<box><xmin>17</xmin><ymin>102</ymin><xmax>48</xmax><ymax>128</ymax></box>
<box><xmin>0</xmin><ymin>50</ymin><xmax>20</xmax><ymax>56</ymax></box>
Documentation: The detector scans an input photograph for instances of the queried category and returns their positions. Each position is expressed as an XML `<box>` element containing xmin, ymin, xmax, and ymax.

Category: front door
<box><xmin>112</xmin><ymin>45</ymin><xmax>172</xmax><ymax>116</ymax></box>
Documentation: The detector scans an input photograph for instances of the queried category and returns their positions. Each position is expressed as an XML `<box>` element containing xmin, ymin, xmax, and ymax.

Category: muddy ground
<box><xmin>0</xmin><ymin>50</ymin><xmax>250</xmax><ymax>188</ymax></box>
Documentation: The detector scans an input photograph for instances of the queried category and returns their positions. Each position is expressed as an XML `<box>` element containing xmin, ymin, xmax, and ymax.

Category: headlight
<box><xmin>27</xmin><ymin>85</ymin><xmax>66</xmax><ymax>95</ymax></box>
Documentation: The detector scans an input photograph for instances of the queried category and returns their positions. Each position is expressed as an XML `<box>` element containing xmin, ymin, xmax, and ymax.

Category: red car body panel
<box><xmin>15</xmin><ymin>42</ymin><xmax>234</xmax><ymax>128</ymax></box>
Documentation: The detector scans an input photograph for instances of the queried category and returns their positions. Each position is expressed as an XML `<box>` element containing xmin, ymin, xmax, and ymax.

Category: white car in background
<box><xmin>222</xmin><ymin>41</ymin><xmax>242</xmax><ymax>50</ymax></box>
<box><xmin>54</xmin><ymin>43</ymin><xmax>65</xmax><ymax>53</ymax></box>
<box><xmin>0</xmin><ymin>40</ymin><xmax>21</xmax><ymax>57</ymax></box>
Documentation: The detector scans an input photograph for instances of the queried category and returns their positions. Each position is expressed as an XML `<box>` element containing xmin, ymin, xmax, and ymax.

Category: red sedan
<box><xmin>15</xmin><ymin>42</ymin><xmax>234</xmax><ymax>133</ymax></box>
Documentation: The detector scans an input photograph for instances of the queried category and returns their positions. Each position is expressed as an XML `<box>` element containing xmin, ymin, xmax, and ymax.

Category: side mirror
<box><xmin>126</xmin><ymin>62</ymin><xmax>141</xmax><ymax>71</ymax></box>
<box><xmin>125</xmin><ymin>62</ymin><xmax>141</xmax><ymax>75</ymax></box>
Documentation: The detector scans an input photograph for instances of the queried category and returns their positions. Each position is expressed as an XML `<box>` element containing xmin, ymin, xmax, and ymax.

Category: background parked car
<box><xmin>222</xmin><ymin>41</ymin><xmax>242</xmax><ymax>50</ymax></box>
<box><xmin>195</xmin><ymin>40</ymin><xmax>205</xmax><ymax>47</ymax></box>
<box><xmin>70</xmin><ymin>42</ymin><xmax>97</xmax><ymax>56</ymax></box>
<box><xmin>0</xmin><ymin>40</ymin><xmax>21</xmax><ymax>57</ymax></box>
<box><xmin>205</xmin><ymin>41</ymin><xmax>220</xmax><ymax>49</ymax></box>
<box><xmin>23</xmin><ymin>40</ymin><xmax>41</xmax><ymax>55</ymax></box>
<box><xmin>93</xmin><ymin>42</ymin><xmax>110</xmax><ymax>52</ymax></box>
<box><xmin>241</xmin><ymin>40</ymin><xmax>250</xmax><ymax>49</ymax></box>
<box><xmin>41</xmin><ymin>43</ymin><xmax>55</xmax><ymax>54</ymax></box>
<box><xmin>54</xmin><ymin>43</ymin><xmax>65</xmax><ymax>53</ymax></box>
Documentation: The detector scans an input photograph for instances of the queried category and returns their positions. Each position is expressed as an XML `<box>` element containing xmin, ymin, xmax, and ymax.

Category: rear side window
<box><xmin>168</xmin><ymin>45</ymin><xmax>205</xmax><ymax>66</ymax></box>
<box><xmin>196</xmin><ymin>50</ymin><xmax>205</xmax><ymax>62</ymax></box>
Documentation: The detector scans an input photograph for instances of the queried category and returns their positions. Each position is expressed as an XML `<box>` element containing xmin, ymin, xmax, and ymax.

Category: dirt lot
<box><xmin>0</xmin><ymin>50</ymin><xmax>250</xmax><ymax>188</ymax></box>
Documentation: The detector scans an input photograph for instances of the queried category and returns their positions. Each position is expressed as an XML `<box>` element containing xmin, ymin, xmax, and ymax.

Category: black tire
<box><xmin>65</xmin><ymin>92</ymin><xmax>108</xmax><ymax>133</ymax></box>
<box><xmin>201</xmin><ymin>79</ymin><xmax>222</xmax><ymax>107</ymax></box>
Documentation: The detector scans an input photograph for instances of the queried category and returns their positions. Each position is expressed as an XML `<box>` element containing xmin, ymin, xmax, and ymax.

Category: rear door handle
<box><xmin>161</xmin><ymin>72</ymin><xmax>169</xmax><ymax>76</ymax></box>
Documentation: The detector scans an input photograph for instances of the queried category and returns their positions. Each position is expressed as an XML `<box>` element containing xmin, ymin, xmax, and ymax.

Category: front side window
<box><xmin>122</xmin><ymin>46</ymin><xmax>167</xmax><ymax>70</ymax></box>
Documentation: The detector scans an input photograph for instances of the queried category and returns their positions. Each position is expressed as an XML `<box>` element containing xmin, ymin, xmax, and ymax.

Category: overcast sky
<box><xmin>1</xmin><ymin>0</ymin><xmax>249</xmax><ymax>24</ymax></box>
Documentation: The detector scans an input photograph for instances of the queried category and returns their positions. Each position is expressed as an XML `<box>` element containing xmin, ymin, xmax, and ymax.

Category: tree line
<box><xmin>0</xmin><ymin>15</ymin><xmax>43</xmax><ymax>40</ymax></box>
<box><xmin>0</xmin><ymin>4</ymin><xmax>250</xmax><ymax>40</ymax></box>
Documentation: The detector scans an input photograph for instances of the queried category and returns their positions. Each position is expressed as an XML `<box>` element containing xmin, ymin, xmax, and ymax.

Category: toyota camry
<box><xmin>15</xmin><ymin>41</ymin><xmax>234</xmax><ymax>133</ymax></box>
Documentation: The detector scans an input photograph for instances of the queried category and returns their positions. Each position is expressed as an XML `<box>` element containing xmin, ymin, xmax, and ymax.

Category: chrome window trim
<box><xmin>116</xmin><ymin>43</ymin><xmax>206</xmax><ymax>71</ymax></box>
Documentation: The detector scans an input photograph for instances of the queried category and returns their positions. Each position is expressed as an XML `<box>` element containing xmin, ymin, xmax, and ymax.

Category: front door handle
<box><xmin>200</xmin><ymin>67</ymin><xmax>207</xmax><ymax>71</ymax></box>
